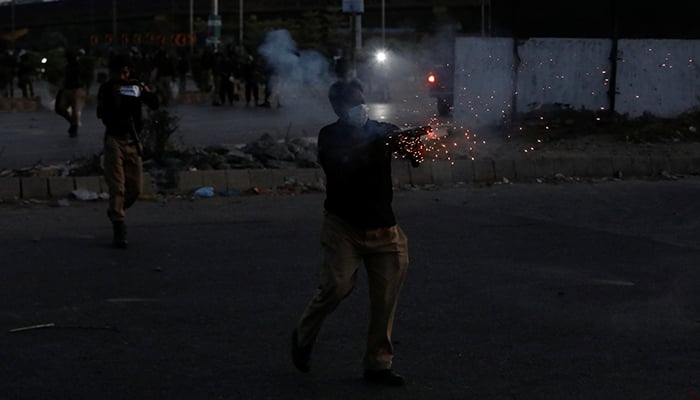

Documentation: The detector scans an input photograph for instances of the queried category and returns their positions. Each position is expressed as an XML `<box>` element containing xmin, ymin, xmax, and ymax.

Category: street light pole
<box><xmin>10</xmin><ymin>0</ymin><xmax>15</xmax><ymax>52</ymax></box>
<box><xmin>112</xmin><ymin>0</ymin><xmax>117</xmax><ymax>41</ymax></box>
<box><xmin>343</xmin><ymin>0</ymin><xmax>364</xmax><ymax>78</ymax></box>
<box><xmin>210</xmin><ymin>0</ymin><xmax>219</xmax><ymax>51</ymax></box>
<box><xmin>189</xmin><ymin>0</ymin><xmax>194</xmax><ymax>55</ymax></box>
<box><xmin>239</xmin><ymin>0</ymin><xmax>243</xmax><ymax>45</ymax></box>
<box><xmin>381</xmin><ymin>0</ymin><xmax>385</xmax><ymax>47</ymax></box>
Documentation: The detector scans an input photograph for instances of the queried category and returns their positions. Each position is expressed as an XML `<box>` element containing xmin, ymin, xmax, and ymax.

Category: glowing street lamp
<box><xmin>375</xmin><ymin>49</ymin><xmax>387</xmax><ymax>64</ymax></box>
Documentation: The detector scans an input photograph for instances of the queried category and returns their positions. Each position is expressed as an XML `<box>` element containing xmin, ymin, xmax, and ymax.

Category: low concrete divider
<box><xmin>1</xmin><ymin>155</ymin><xmax>699</xmax><ymax>201</ymax></box>
<box><xmin>0</xmin><ymin>97</ymin><xmax>42</xmax><ymax>113</ymax></box>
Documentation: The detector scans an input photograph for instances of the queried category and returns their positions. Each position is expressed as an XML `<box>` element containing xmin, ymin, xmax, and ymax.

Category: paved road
<box><xmin>2</xmin><ymin>180</ymin><xmax>700</xmax><ymax>399</ymax></box>
<box><xmin>0</xmin><ymin>80</ymin><xmax>448</xmax><ymax>170</ymax></box>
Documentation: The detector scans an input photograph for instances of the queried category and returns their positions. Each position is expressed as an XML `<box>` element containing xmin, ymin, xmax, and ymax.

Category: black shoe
<box><xmin>291</xmin><ymin>329</ymin><xmax>311</xmax><ymax>373</ymax></box>
<box><xmin>68</xmin><ymin>124</ymin><xmax>78</xmax><ymax>137</ymax></box>
<box><xmin>363</xmin><ymin>369</ymin><xmax>405</xmax><ymax>386</ymax></box>
<box><xmin>112</xmin><ymin>221</ymin><xmax>128</xmax><ymax>249</ymax></box>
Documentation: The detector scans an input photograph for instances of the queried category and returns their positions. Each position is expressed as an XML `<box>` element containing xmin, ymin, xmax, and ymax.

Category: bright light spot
<box><xmin>375</xmin><ymin>50</ymin><xmax>387</xmax><ymax>64</ymax></box>
<box><xmin>41</xmin><ymin>58</ymin><xmax>48</xmax><ymax>64</ymax></box>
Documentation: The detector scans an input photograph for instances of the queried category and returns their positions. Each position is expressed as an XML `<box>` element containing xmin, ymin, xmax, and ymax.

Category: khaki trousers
<box><xmin>103</xmin><ymin>135</ymin><xmax>142</xmax><ymax>222</ymax></box>
<box><xmin>296</xmin><ymin>212</ymin><xmax>409</xmax><ymax>370</ymax></box>
<box><xmin>56</xmin><ymin>88</ymin><xmax>86</xmax><ymax>126</ymax></box>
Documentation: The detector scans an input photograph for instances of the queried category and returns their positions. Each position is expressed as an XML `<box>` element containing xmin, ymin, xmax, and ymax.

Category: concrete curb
<box><xmin>2</xmin><ymin>155</ymin><xmax>699</xmax><ymax>200</ymax></box>
<box><xmin>0</xmin><ymin>97</ymin><xmax>42</xmax><ymax>113</ymax></box>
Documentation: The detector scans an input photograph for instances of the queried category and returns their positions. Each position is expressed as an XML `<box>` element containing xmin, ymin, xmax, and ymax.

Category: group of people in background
<box><xmin>0</xmin><ymin>48</ymin><xmax>38</xmax><ymax>99</ymax></box>
<box><xmin>119</xmin><ymin>44</ymin><xmax>275</xmax><ymax>110</ymax></box>
<box><xmin>195</xmin><ymin>44</ymin><xmax>274</xmax><ymax>108</ymax></box>
<box><xmin>16</xmin><ymin>43</ymin><xmax>280</xmax><ymax>139</ymax></box>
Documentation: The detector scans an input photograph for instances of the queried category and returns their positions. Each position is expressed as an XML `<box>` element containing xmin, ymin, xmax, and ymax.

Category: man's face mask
<box><xmin>345</xmin><ymin>104</ymin><xmax>369</xmax><ymax>128</ymax></box>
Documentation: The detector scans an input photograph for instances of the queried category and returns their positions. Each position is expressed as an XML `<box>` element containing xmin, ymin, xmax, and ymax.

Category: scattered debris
<box><xmin>660</xmin><ymin>170</ymin><xmax>680</xmax><ymax>180</ymax></box>
<box><xmin>9</xmin><ymin>323</ymin><xmax>55</xmax><ymax>333</ymax></box>
<box><xmin>0</xmin><ymin>133</ymin><xmax>321</xmax><ymax>194</ymax></box>
<box><xmin>192</xmin><ymin>186</ymin><xmax>215</xmax><ymax>198</ymax></box>
<box><xmin>8</xmin><ymin>322</ymin><xmax>117</xmax><ymax>333</ymax></box>
<box><xmin>72</xmin><ymin>188</ymin><xmax>108</xmax><ymax>201</ymax></box>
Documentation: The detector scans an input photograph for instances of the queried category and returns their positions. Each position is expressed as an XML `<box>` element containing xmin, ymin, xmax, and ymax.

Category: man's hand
<box><xmin>397</xmin><ymin>125</ymin><xmax>433</xmax><ymax>139</ymax></box>
<box><xmin>387</xmin><ymin>125</ymin><xmax>431</xmax><ymax>166</ymax></box>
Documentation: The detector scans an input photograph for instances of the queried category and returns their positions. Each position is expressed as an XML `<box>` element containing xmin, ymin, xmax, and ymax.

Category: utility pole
<box><xmin>342</xmin><ymin>0</ymin><xmax>364</xmax><ymax>78</ymax></box>
<box><xmin>112</xmin><ymin>0</ymin><xmax>117</xmax><ymax>42</ymax></box>
<box><xmin>381</xmin><ymin>0</ymin><xmax>385</xmax><ymax>47</ymax></box>
<box><xmin>208</xmin><ymin>0</ymin><xmax>221</xmax><ymax>51</ymax></box>
<box><xmin>90</xmin><ymin>0</ymin><xmax>95</xmax><ymax>36</ymax></box>
<box><xmin>189</xmin><ymin>0</ymin><xmax>194</xmax><ymax>55</ymax></box>
<box><xmin>239</xmin><ymin>0</ymin><xmax>243</xmax><ymax>45</ymax></box>
<box><xmin>10</xmin><ymin>0</ymin><xmax>15</xmax><ymax>52</ymax></box>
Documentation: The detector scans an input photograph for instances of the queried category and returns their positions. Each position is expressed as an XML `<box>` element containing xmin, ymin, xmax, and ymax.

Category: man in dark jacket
<box><xmin>292</xmin><ymin>79</ymin><xmax>426</xmax><ymax>386</ymax></box>
<box><xmin>97</xmin><ymin>54</ymin><xmax>159</xmax><ymax>248</ymax></box>
<box><xmin>55</xmin><ymin>48</ymin><xmax>86</xmax><ymax>137</ymax></box>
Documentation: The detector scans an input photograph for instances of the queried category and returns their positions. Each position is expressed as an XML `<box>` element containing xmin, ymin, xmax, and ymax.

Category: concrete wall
<box><xmin>453</xmin><ymin>37</ymin><xmax>700</xmax><ymax>129</ymax></box>
<box><xmin>616</xmin><ymin>39</ymin><xmax>700</xmax><ymax>117</ymax></box>
<box><xmin>514</xmin><ymin>38</ymin><xmax>611</xmax><ymax>114</ymax></box>
<box><xmin>453</xmin><ymin>37</ymin><xmax>515</xmax><ymax>131</ymax></box>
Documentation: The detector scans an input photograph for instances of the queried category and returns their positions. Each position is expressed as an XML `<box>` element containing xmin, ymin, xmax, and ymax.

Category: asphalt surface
<box><xmin>0</xmin><ymin>80</ymin><xmax>442</xmax><ymax>170</ymax></box>
<box><xmin>2</xmin><ymin>179</ymin><xmax>700</xmax><ymax>400</ymax></box>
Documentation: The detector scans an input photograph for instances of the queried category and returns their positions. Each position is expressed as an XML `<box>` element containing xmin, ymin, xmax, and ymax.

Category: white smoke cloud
<box><xmin>257</xmin><ymin>29</ymin><xmax>334</xmax><ymax>113</ymax></box>
<box><xmin>254</xmin><ymin>28</ymin><xmax>460</xmax><ymax>139</ymax></box>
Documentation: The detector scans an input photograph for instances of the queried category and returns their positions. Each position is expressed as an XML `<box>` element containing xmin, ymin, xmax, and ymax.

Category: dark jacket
<box><xmin>63</xmin><ymin>59</ymin><xmax>83</xmax><ymax>90</ymax></box>
<box><xmin>96</xmin><ymin>78</ymin><xmax>159</xmax><ymax>139</ymax></box>
<box><xmin>318</xmin><ymin>119</ymin><xmax>399</xmax><ymax>229</ymax></box>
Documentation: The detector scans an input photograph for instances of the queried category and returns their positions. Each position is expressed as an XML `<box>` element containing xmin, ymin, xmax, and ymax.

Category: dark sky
<box><xmin>491</xmin><ymin>0</ymin><xmax>700</xmax><ymax>39</ymax></box>
<box><xmin>2</xmin><ymin>0</ymin><xmax>699</xmax><ymax>40</ymax></box>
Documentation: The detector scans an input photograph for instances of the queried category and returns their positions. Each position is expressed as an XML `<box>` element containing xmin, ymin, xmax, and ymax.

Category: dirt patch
<box><xmin>441</xmin><ymin>106</ymin><xmax>700</xmax><ymax>161</ymax></box>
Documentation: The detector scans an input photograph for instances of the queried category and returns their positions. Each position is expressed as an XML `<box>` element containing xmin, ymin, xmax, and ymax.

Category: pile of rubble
<box><xmin>0</xmin><ymin>133</ymin><xmax>320</xmax><ymax>191</ymax></box>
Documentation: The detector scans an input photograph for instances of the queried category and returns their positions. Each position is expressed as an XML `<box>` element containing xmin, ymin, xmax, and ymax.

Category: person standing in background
<box><xmin>55</xmin><ymin>48</ymin><xmax>87</xmax><ymax>137</ymax></box>
<box><xmin>176</xmin><ymin>51</ymin><xmax>190</xmax><ymax>95</ymax></box>
<box><xmin>16</xmin><ymin>49</ymin><xmax>34</xmax><ymax>99</ymax></box>
<box><xmin>242</xmin><ymin>54</ymin><xmax>260</xmax><ymax>107</ymax></box>
<box><xmin>153</xmin><ymin>48</ymin><xmax>175</xmax><ymax>106</ymax></box>
<box><xmin>0</xmin><ymin>48</ymin><xmax>15</xmax><ymax>98</ymax></box>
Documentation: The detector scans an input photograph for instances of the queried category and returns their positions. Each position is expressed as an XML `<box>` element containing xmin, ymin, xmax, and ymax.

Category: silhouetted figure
<box><xmin>242</xmin><ymin>54</ymin><xmax>261</xmax><ymax>106</ymax></box>
<box><xmin>16</xmin><ymin>50</ymin><xmax>34</xmax><ymax>98</ymax></box>
<box><xmin>55</xmin><ymin>48</ymin><xmax>87</xmax><ymax>137</ymax></box>
<box><xmin>259</xmin><ymin>55</ymin><xmax>273</xmax><ymax>108</ymax></box>
<box><xmin>176</xmin><ymin>52</ymin><xmax>190</xmax><ymax>94</ymax></box>
<box><xmin>215</xmin><ymin>52</ymin><xmax>236</xmax><ymax>106</ymax></box>
<box><xmin>0</xmin><ymin>48</ymin><xmax>15</xmax><ymax>98</ymax></box>
<box><xmin>153</xmin><ymin>48</ymin><xmax>175</xmax><ymax>106</ymax></box>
